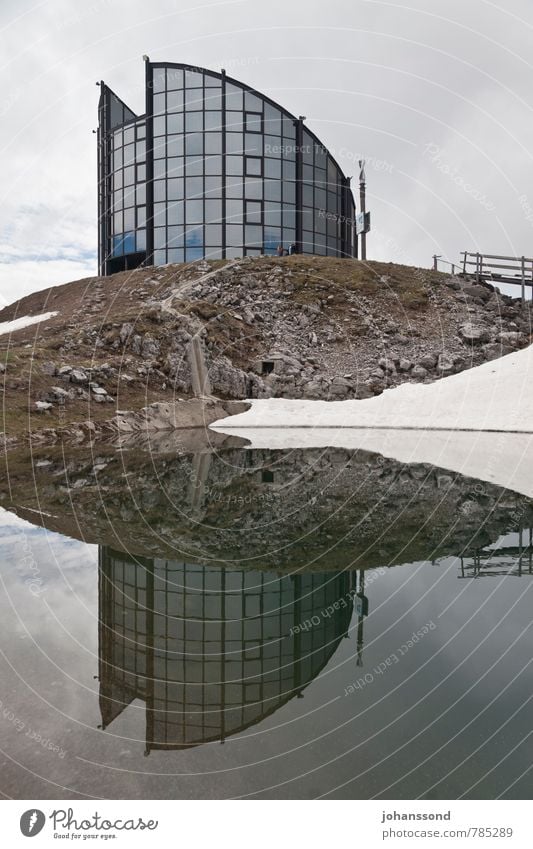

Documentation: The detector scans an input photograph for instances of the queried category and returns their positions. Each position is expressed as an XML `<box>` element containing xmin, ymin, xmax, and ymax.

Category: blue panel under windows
<box><xmin>185</xmin><ymin>247</ymin><xmax>204</xmax><ymax>261</ymax></box>
<box><xmin>123</xmin><ymin>232</ymin><xmax>136</xmax><ymax>254</ymax></box>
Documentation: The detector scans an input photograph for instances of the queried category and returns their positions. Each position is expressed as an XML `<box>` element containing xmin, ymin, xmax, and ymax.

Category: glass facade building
<box><xmin>98</xmin><ymin>548</ymin><xmax>354</xmax><ymax>751</ymax></box>
<box><xmin>98</xmin><ymin>61</ymin><xmax>357</xmax><ymax>275</ymax></box>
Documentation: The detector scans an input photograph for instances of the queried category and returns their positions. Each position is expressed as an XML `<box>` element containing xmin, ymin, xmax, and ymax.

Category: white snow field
<box><xmin>210</xmin><ymin>345</ymin><xmax>533</xmax><ymax>498</ymax></box>
<box><xmin>0</xmin><ymin>311</ymin><xmax>58</xmax><ymax>337</ymax></box>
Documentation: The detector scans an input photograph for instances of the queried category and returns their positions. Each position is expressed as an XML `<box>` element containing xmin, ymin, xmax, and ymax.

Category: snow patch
<box><xmin>211</xmin><ymin>345</ymin><xmax>533</xmax><ymax>434</ymax></box>
<box><xmin>0</xmin><ymin>311</ymin><xmax>58</xmax><ymax>337</ymax></box>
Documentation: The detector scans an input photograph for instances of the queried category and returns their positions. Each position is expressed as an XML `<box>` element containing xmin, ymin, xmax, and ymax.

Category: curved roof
<box><xmin>148</xmin><ymin>61</ymin><xmax>354</xmax><ymax>187</ymax></box>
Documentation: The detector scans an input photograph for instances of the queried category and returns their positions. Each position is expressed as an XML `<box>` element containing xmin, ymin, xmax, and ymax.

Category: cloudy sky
<box><xmin>1</xmin><ymin>0</ymin><xmax>532</xmax><ymax>305</ymax></box>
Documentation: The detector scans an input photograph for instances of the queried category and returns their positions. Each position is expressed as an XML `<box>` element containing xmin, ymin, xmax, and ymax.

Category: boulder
<box><xmin>35</xmin><ymin>401</ymin><xmax>52</xmax><ymax>413</ymax></box>
<box><xmin>437</xmin><ymin>355</ymin><xmax>454</xmax><ymax>375</ymax></box>
<box><xmin>41</xmin><ymin>361</ymin><xmax>56</xmax><ymax>376</ymax></box>
<box><xmin>418</xmin><ymin>353</ymin><xmax>437</xmax><ymax>370</ymax></box>
<box><xmin>459</xmin><ymin>322</ymin><xmax>491</xmax><ymax>344</ymax></box>
<box><xmin>70</xmin><ymin>368</ymin><xmax>89</xmax><ymax>384</ymax></box>
<box><xmin>398</xmin><ymin>358</ymin><xmax>413</xmax><ymax>372</ymax></box>
<box><xmin>411</xmin><ymin>365</ymin><xmax>428</xmax><ymax>379</ymax></box>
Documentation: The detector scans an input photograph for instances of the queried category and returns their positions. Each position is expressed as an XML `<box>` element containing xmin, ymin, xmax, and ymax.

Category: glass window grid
<box><xmin>104</xmin><ymin>67</ymin><xmax>354</xmax><ymax>266</ymax></box>
<box><xmin>100</xmin><ymin>554</ymin><xmax>352</xmax><ymax>745</ymax></box>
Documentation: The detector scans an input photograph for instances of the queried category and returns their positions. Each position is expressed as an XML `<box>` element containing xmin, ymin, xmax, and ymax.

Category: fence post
<box><xmin>521</xmin><ymin>256</ymin><xmax>526</xmax><ymax>304</ymax></box>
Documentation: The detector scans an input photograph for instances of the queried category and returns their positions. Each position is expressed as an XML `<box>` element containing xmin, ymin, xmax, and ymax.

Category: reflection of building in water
<box><xmin>458</xmin><ymin>528</ymin><xmax>533</xmax><ymax>579</ymax></box>
<box><xmin>98</xmin><ymin>548</ymin><xmax>355</xmax><ymax>752</ymax></box>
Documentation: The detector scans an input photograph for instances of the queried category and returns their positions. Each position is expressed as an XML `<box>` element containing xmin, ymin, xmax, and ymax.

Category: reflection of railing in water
<box><xmin>458</xmin><ymin>529</ymin><xmax>533</xmax><ymax>579</ymax></box>
<box><xmin>98</xmin><ymin>548</ymin><xmax>360</xmax><ymax>753</ymax></box>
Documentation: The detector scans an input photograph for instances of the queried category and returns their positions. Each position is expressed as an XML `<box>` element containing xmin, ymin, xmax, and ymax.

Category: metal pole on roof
<box><xmin>359</xmin><ymin>160</ymin><xmax>366</xmax><ymax>261</ymax></box>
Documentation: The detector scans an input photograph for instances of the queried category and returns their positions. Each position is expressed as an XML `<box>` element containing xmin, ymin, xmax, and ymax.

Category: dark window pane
<box><xmin>123</xmin><ymin>143</ymin><xmax>135</xmax><ymax>166</ymax></box>
<box><xmin>244</xmin><ymin>178</ymin><xmax>262</xmax><ymax>199</ymax></box>
<box><xmin>153</xmin><ymin>116</ymin><xmax>165</xmax><ymax>136</ymax></box>
<box><xmin>226</xmin><ymin>224</ymin><xmax>242</xmax><ymax>246</ymax></box>
<box><xmin>167</xmin><ymin>89</ymin><xmax>183</xmax><ymax>112</ymax></box>
<box><xmin>205</xmin><ymin>132</ymin><xmax>222</xmax><ymax>153</ymax></box>
<box><xmin>226</xmin><ymin>199</ymin><xmax>243</xmax><ymax>223</ymax></box>
<box><xmin>154</xmin><ymin>159</ymin><xmax>166</xmax><ymax>179</ymax></box>
<box><xmin>167</xmin><ymin>113</ymin><xmax>183</xmax><ymax>134</ymax></box>
<box><xmin>154</xmin><ymin>228</ymin><xmax>167</xmax><ymax>249</ymax></box>
<box><xmin>167</xmin><ymin>135</ymin><xmax>183</xmax><ymax>158</ymax></box>
<box><xmin>205</xmin><ymin>224</ymin><xmax>222</xmax><ymax>245</ymax></box>
<box><xmin>185</xmin><ymin>176</ymin><xmax>203</xmax><ymax>197</ymax></box>
<box><xmin>226</xmin><ymin>112</ymin><xmax>244</xmax><ymax>132</ymax></box>
<box><xmin>185</xmin><ymin>88</ymin><xmax>203</xmax><ymax>110</ymax></box>
<box><xmin>123</xmin><ymin>126</ymin><xmax>135</xmax><ymax>145</ymax></box>
<box><xmin>205</xmin><ymin>199</ymin><xmax>222</xmax><ymax>222</ymax></box>
<box><xmin>245</xmin><ymin>225</ymin><xmax>262</xmax><ymax>245</ymax></box>
<box><xmin>186</xmin><ymin>133</ymin><xmax>203</xmax><ymax>155</ymax></box>
<box><xmin>205</xmin><ymin>112</ymin><xmax>223</xmax><ymax>132</ymax></box>
<box><xmin>203</xmin><ymin>91</ymin><xmax>222</xmax><ymax>110</ymax></box>
<box><xmin>226</xmin><ymin>133</ymin><xmax>243</xmax><ymax>154</ymax></box>
<box><xmin>205</xmin><ymin>155</ymin><xmax>222</xmax><ymax>175</ymax></box>
<box><xmin>205</xmin><ymin>176</ymin><xmax>223</xmax><ymax>196</ymax></box>
<box><xmin>264</xmin><ymin>104</ymin><xmax>282</xmax><ymax>136</ymax></box>
<box><xmin>245</xmin><ymin>201</ymin><xmax>262</xmax><ymax>223</ymax></box>
<box><xmin>167</xmin><ymin>201</ymin><xmax>184</xmax><ymax>225</ymax></box>
<box><xmin>245</xmin><ymin>156</ymin><xmax>262</xmax><ymax>176</ymax></box>
<box><xmin>186</xmin><ymin>199</ymin><xmax>203</xmax><ymax>223</ymax></box>
<box><xmin>153</xmin><ymin>137</ymin><xmax>166</xmax><ymax>159</ymax></box>
<box><xmin>186</xmin><ymin>112</ymin><xmax>203</xmax><ymax>132</ymax></box>
<box><xmin>185</xmin><ymin>226</ymin><xmax>203</xmax><ymax>246</ymax></box>
<box><xmin>225</xmin><ymin>84</ymin><xmax>243</xmax><ymax>110</ymax></box>
<box><xmin>167</xmin><ymin>178</ymin><xmax>183</xmax><ymax>200</ymax></box>
<box><xmin>185</xmin><ymin>70</ymin><xmax>203</xmax><ymax>88</ymax></box>
<box><xmin>136</xmin><ymin>123</ymin><xmax>146</xmax><ymax>140</ymax></box>
<box><xmin>244</xmin><ymin>133</ymin><xmax>262</xmax><ymax>155</ymax></box>
<box><xmin>166</xmin><ymin>67</ymin><xmax>183</xmax><ymax>90</ymax></box>
<box><xmin>167</xmin><ymin>226</ymin><xmax>184</xmax><ymax>246</ymax></box>
<box><xmin>264</xmin><ymin>180</ymin><xmax>281</xmax><ymax>201</ymax></box>
<box><xmin>245</xmin><ymin>92</ymin><xmax>263</xmax><ymax>111</ymax></box>
<box><xmin>136</xmin><ymin>229</ymin><xmax>146</xmax><ymax>251</ymax></box>
<box><xmin>226</xmin><ymin>178</ymin><xmax>243</xmax><ymax>199</ymax></box>
<box><xmin>137</xmin><ymin>207</ymin><xmax>146</xmax><ymax>227</ymax></box>
<box><xmin>185</xmin><ymin>156</ymin><xmax>203</xmax><ymax>176</ymax></box>
<box><xmin>186</xmin><ymin>247</ymin><xmax>204</xmax><ymax>261</ymax></box>
<box><xmin>152</xmin><ymin>69</ymin><xmax>166</xmax><ymax>93</ymax></box>
<box><xmin>154</xmin><ymin>202</ymin><xmax>166</xmax><ymax>226</ymax></box>
<box><xmin>123</xmin><ymin>166</ymin><xmax>135</xmax><ymax>186</ymax></box>
<box><xmin>154</xmin><ymin>180</ymin><xmax>166</xmax><ymax>202</ymax></box>
<box><xmin>153</xmin><ymin>93</ymin><xmax>166</xmax><ymax>115</ymax></box>
<box><xmin>303</xmin><ymin>132</ymin><xmax>314</xmax><ymax>164</ymax></box>
<box><xmin>264</xmin><ymin>158</ymin><xmax>281</xmax><ymax>179</ymax></box>
<box><xmin>205</xmin><ymin>73</ymin><xmax>221</xmax><ymax>88</ymax></box>
<box><xmin>245</xmin><ymin>112</ymin><xmax>262</xmax><ymax>133</ymax></box>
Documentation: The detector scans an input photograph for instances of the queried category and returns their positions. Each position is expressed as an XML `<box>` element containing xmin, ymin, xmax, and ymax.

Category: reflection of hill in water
<box><xmin>99</xmin><ymin>550</ymin><xmax>354</xmax><ymax>751</ymax></box>
<box><xmin>4</xmin><ymin>441</ymin><xmax>532</xmax><ymax>570</ymax></box>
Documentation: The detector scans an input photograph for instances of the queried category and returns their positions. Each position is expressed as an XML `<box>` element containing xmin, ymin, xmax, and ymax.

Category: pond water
<box><xmin>0</xmin><ymin>439</ymin><xmax>532</xmax><ymax>799</ymax></box>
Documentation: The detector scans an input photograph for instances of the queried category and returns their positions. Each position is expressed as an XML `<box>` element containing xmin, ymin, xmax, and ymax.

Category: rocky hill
<box><xmin>2</xmin><ymin>438</ymin><xmax>530</xmax><ymax>571</ymax></box>
<box><xmin>0</xmin><ymin>255</ymin><xmax>531</xmax><ymax>444</ymax></box>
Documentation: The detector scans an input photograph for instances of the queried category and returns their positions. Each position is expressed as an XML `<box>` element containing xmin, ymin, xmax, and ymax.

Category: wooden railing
<box><xmin>461</xmin><ymin>251</ymin><xmax>533</xmax><ymax>301</ymax></box>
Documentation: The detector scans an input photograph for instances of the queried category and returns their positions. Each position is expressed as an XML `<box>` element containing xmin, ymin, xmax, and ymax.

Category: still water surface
<box><xmin>0</xmin><ymin>440</ymin><xmax>532</xmax><ymax>799</ymax></box>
